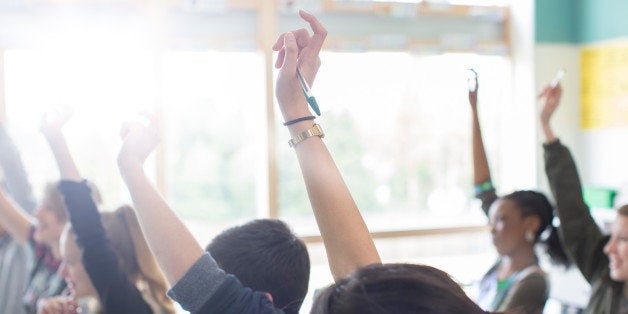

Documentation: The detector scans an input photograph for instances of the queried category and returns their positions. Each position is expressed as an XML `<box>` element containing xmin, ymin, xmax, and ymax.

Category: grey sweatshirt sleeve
<box><xmin>167</xmin><ymin>253</ymin><xmax>228</xmax><ymax>313</ymax></box>
<box><xmin>167</xmin><ymin>253</ymin><xmax>283</xmax><ymax>314</ymax></box>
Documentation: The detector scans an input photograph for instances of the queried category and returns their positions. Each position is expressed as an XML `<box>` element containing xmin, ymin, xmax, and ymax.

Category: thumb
<box><xmin>279</xmin><ymin>32</ymin><xmax>299</xmax><ymax>76</ymax></box>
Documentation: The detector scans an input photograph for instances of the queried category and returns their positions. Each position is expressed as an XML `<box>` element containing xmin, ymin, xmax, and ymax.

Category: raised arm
<box><xmin>540</xmin><ymin>83</ymin><xmax>606</xmax><ymax>282</ymax></box>
<box><xmin>117</xmin><ymin>117</ymin><xmax>204</xmax><ymax>285</ymax></box>
<box><xmin>0</xmin><ymin>123</ymin><xmax>36</xmax><ymax>213</ymax></box>
<box><xmin>0</xmin><ymin>185</ymin><xmax>34</xmax><ymax>243</ymax></box>
<box><xmin>0</xmin><ymin>121</ymin><xmax>37</xmax><ymax>243</ymax></box>
<box><xmin>468</xmin><ymin>71</ymin><xmax>497</xmax><ymax>214</ymax></box>
<box><xmin>41</xmin><ymin>110</ymin><xmax>155</xmax><ymax>313</ymax></box>
<box><xmin>118</xmin><ymin>119</ymin><xmax>257</xmax><ymax>314</ymax></box>
<box><xmin>40</xmin><ymin>108</ymin><xmax>81</xmax><ymax>182</ymax></box>
<box><xmin>273</xmin><ymin>11</ymin><xmax>380</xmax><ymax>281</ymax></box>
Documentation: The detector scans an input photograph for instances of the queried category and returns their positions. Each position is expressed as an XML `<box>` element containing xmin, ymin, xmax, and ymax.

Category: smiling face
<box><xmin>488</xmin><ymin>198</ymin><xmax>538</xmax><ymax>256</ymax></box>
<box><xmin>59</xmin><ymin>228</ymin><xmax>98</xmax><ymax>299</ymax></box>
<box><xmin>604</xmin><ymin>215</ymin><xmax>628</xmax><ymax>282</ymax></box>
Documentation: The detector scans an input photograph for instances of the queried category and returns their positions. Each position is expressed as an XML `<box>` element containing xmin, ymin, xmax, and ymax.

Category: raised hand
<box><xmin>469</xmin><ymin>69</ymin><xmax>491</xmax><ymax>186</ymax></box>
<box><xmin>538</xmin><ymin>83</ymin><xmax>562</xmax><ymax>143</ymax></box>
<box><xmin>273</xmin><ymin>10</ymin><xmax>327</xmax><ymax>121</ymax></box>
<box><xmin>40</xmin><ymin>106</ymin><xmax>82</xmax><ymax>181</ymax></box>
<box><xmin>468</xmin><ymin>69</ymin><xmax>479</xmax><ymax>110</ymax></box>
<box><xmin>40</xmin><ymin>106</ymin><xmax>73</xmax><ymax>138</ymax></box>
<box><xmin>272</xmin><ymin>12</ymin><xmax>380</xmax><ymax>280</ymax></box>
<box><xmin>539</xmin><ymin>83</ymin><xmax>563</xmax><ymax>126</ymax></box>
<box><xmin>117</xmin><ymin>115</ymin><xmax>160</xmax><ymax>169</ymax></box>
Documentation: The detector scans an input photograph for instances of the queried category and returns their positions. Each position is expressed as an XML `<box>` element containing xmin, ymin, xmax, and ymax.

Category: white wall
<box><xmin>500</xmin><ymin>0</ymin><xmax>536</xmax><ymax>191</ymax></box>
<box><xmin>534</xmin><ymin>44</ymin><xmax>582</xmax><ymax>194</ymax></box>
<box><xmin>535</xmin><ymin>41</ymin><xmax>628</xmax><ymax>207</ymax></box>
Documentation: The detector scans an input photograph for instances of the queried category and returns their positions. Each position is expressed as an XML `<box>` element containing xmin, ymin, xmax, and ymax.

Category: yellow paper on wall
<box><xmin>581</xmin><ymin>45</ymin><xmax>628</xmax><ymax>129</ymax></box>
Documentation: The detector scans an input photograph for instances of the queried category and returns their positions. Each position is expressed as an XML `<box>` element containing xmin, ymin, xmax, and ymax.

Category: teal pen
<box><xmin>296</xmin><ymin>67</ymin><xmax>321</xmax><ymax>116</ymax></box>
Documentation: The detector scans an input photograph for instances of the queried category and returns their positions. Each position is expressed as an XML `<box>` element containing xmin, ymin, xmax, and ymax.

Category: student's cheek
<box><xmin>619</xmin><ymin>243</ymin><xmax>628</xmax><ymax>261</ymax></box>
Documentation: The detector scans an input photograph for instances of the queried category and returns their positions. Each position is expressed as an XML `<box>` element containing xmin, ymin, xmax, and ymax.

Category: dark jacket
<box><xmin>58</xmin><ymin>180</ymin><xmax>153</xmax><ymax>314</ymax></box>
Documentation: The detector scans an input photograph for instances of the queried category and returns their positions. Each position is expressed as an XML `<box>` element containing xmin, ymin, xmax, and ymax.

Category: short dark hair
<box><xmin>311</xmin><ymin>263</ymin><xmax>488</xmax><ymax>314</ymax></box>
<box><xmin>206</xmin><ymin>219</ymin><xmax>310</xmax><ymax>314</ymax></box>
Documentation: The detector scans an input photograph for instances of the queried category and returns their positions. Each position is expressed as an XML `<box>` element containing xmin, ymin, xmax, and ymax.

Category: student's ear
<box><xmin>524</xmin><ymin>215</ymin><xmax>541</xmax><ymax>234</ymax></box>
<box><xmin>263</xmin><ymin>292</ymin><xmax>274</xmax><ymax>304</ymax></box>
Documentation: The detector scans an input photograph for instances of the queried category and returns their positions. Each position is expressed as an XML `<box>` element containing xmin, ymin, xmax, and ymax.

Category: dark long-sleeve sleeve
<box><xmin>543</xmin><ymin>140</ymin><xmax>608</xmax><ymax>283</ymax></box>
<box><xmin>58</xmin><ymin>180</ymin><xmax>152</xmax><ymax>314</ymax></box>
<box><xmin>0</xmin><ymin>125</ymin><xmax>36</xmax><ymax>213</ymax></box>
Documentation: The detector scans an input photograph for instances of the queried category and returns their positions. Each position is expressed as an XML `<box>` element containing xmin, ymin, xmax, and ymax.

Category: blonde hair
<box><xmin>43</xmin><ymin>182</ymin><xmax>67</xmax><ymax>222</ymax></box>
<box><xmin>101</xmin><ymin>205</ymin><xmax>174</xmax><ymax>314</ymax></box>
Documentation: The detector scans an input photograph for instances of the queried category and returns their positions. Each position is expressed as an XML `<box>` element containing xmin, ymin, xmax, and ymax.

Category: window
<box><xmin>278</xmin><ymin>51</ymin><xmax>512</xmax><ymax>235</ymax></box>
<box><xmin>4</xmin><ymin>49</ymin><xmax>156</xmax><ymax>207</ymax></box>
<box><xmin>1</xmin><ymin>1</ymin><xmax>517</xmax><ymax>312</ymax></box>
<box><xmin>161</xmin><ymin>51</ymin><xmax>267</xmax><ymax>245</ymax></box>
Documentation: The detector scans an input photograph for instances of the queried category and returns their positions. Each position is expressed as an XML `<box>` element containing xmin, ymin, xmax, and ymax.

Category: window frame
<box><xmin>0</xmin><ymin>0</ymin><xmax>512</xmax><ymax>243</ymax></box>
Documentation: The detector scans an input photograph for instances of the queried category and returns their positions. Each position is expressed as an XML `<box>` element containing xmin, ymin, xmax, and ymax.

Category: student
<box><xmin>36</xmin><ymin>109</ymin><xmax>174</xmax><ymax>314</ymax></box>
<box><xmin>273</xmin><ymin>12</ymin><xmax>488</xmax><ymax>314</ymax></box>
<box><xmin>0</xmin><ymin>122</ymin><xmax>38</xmax><ymax>314</ymax></box>
<box><xmin>469</xmin><ymin>74</ymin><xmax>570</xmax><ymax>313</ymax></box>
<box><xmin>38</xmin><ymin>207</ymin><xmax>174</xmax><ymax>314</ymax></box>
<box><xmin>0</xmin><ymin>122</ymin><xmax>73</xmax><ymax>313</ymax></box>
<box><xmin>541</xmin><ymin>83</ymin><xmax>627</xmax><ymax>313</ymax></box>
<box><xmin>205</xmin><ymin>219</ymin><xmax>310</xmax><ymax>314</ymax></box>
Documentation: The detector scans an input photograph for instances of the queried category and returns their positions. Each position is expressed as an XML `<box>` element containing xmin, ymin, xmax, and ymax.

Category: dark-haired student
<box><xmin>541</xmin><ymin>83</ymin><xmax>628</xmax><ymax>314</ymax></box>
<box><xmin>469</xmin><ymin>73</ymin><xmax>570</xmax><ymax>313</ymax></box>
<box><xmin>206</xmin><ymin>219</ymin><xmax>309</xmax><ymax>314</ymax></box>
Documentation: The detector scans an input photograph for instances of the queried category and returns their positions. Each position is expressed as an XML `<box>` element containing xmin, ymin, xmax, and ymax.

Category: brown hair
<box><xmin>42</xmin><ymin>182</ymin><xmax>67</xmax><ymax>222</ymax></box>
<box><xmin>101</xmin><ymin>205</ymin><xmax>174</xmax><ymax>314</ymax></box>
<box><xmin>618</xmin><ymin>205</ymin><xmax>628</xmax><ymax>217</ymax></box>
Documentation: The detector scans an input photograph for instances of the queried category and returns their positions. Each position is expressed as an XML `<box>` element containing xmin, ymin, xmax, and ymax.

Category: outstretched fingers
<box><xmin>299</xmin><ymin>10</ymin><xmax>327</xmax><ymax>56</ymax></box>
